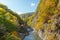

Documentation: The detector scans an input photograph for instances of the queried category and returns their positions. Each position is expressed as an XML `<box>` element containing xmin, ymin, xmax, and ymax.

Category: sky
<box><xmin>0</xmin><ymin>0</ymin><xmax>39</xmax><ymax>14</ymax></box>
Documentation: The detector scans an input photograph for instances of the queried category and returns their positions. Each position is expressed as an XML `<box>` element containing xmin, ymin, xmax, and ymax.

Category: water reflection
<box><xmin>24</xmin><ymin>32</ymin><xmax>34</xmax><ymax>40</ymax></box>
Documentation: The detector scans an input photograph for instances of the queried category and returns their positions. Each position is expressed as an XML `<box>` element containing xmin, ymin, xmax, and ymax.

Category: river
<box><xmin>18</xmin><ymin>26</ymin><xmax>42</xmax><ymax>40</ymax></box>
<box><xmin>24</xmin><ymin>32</ymin><xmax>34</xmax><ymax>40</ymax></box>
<box><xmin>24</xmin><ymin>31</ymin><xmax>42</xmax><ymax>40</ymax></box>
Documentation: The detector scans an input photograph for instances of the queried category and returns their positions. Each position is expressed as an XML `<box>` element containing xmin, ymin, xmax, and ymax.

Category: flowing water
<box><xmin>24</xmin><ymin>32</ymin><xmax>34</xmax><ymax>40</ymax></box>
<box><xmin>24</xmin><ymin>31</ymin><xmax>42</xmax><ymax>40</ymax></box>
<box><xmin>20</xmin><ymin>26</ymin><xmax>42</xmax><ymax>40</ymax></box>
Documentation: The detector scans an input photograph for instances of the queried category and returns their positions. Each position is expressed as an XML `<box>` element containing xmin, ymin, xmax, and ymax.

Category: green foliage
<box><xmin>0</xmin><ymin>3</ymin><xmax>33</xmax><ymax>40</ymax></box>
<box><xmin>0</xmin><ymin>3</ymin><xmax>27</xmax><ymax>40</ymax></box>
<box><xmin>0</xmin><ymin>12</ymin><xmax>15</xmax><ymax>32</ymax></box>
<box><xmin>5</xmin><ymin>33</ymin><xmax>21</xmax><ymax>40</ymax></box>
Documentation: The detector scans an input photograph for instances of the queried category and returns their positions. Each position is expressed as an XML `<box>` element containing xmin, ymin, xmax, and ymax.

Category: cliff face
<box><xmin>33</xmin><ymin>0</ymin><xmax>60</xmax><ymax>40</ymax></box>
<box><xmin>35</xmin><ymin>0</ymin><xmax>59</xmax><ymax>31</ymax></box>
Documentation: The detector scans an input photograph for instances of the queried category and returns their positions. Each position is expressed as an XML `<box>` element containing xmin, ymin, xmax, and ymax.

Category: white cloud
<box><xmin>16</xmin><ymin>12</ymin><xmax>23</xmax><ymax>14</ymax></box>
<box><xmin>31</xmin><ymin>3</ymin><xmax>35</xmax><ymax>7</ymax></box>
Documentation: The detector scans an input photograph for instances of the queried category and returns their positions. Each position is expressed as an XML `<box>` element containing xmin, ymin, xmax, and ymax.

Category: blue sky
<box><xmin>0</xmin><ymin>0</ymin><xmax>39</xmax><ymax>14</ymax></box>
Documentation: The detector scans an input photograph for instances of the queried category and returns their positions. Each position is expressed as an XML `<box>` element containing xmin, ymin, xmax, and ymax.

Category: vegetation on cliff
<box><xmin>0</xmin><ymin>4</ymin><xmax>31</xmax><ymax>40</ymax></box>
<box><xmin>35</xmin><ymin>0</ymin><xmax>59</xmax><ymax>31</ymax></box>
<box><xmin>0</xmin><ymin>0</ymin><xmax>60</xmax><ymax>40</ymax></box>
<box><xmin>32</xmin><ymin>0</ymin><xmax>60</xmax><ymax>40</ymax></box>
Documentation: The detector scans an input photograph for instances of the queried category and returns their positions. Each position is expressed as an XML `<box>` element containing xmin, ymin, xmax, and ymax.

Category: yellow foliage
<box><xmin>11</xmin><ymin>31</ymin><xmax>18</xmax><ymax>36</ymax></box>
<box><xmin>5</xmin><ymin>12</ymin><xmax>17</xmax><ymax>24</ymax></box>
<box><xmin>0</xmin><ymin>8</ymin><xmax>6</xmax><ymax>12</ymax></box>
<box><xmin>27</xmin><ymin>14</ymin><xmax>35</xmax><ymax>27</ymax></box>
<box><xmin>33</xmin><ymin>0</ymin><xmax>60</xmax><ymax>40</ymax></box>
<box><xmin>35</xmin><ymin>0</ymin><xmax>59</xmax><ymax>31</ymax></box>
<box><xmin>48</xmin><ymin>20</ymin><xmax>53</xmax><ymax>23</ymax></box>
<box><xmin>47</xmin><ymin>35</ymin><xmax>55</xmax><ymax>40</ymax></box>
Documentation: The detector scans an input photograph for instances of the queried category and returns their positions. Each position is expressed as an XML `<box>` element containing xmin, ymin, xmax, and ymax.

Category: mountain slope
<box><xmin>0</xmin><ymin>4</ymin><xmax>31</xmax><ymax>40</ymax></box>
<box><xmin>20</xmin><ymin>12</ymin><xmax>34</xmax><ymax>18</ymax></box>
<box><xmin>32</xmin><ymin>0</ymin><xmax>60</xmax><ymax>40</ymax></box>
<box><xmin>20</xmin><ymin>12</ymin><xmax>35</xmax><ymax>27</ymax></box>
